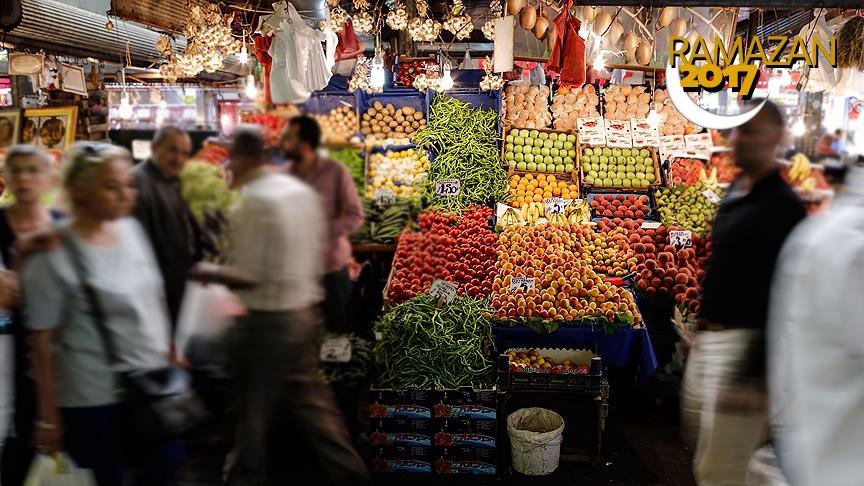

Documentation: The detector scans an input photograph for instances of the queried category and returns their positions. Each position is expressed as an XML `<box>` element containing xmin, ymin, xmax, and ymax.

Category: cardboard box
<box><xmin>369</xmin><ymin>417</ymin><xmax>432</xmax><ymax>435</ymax></box>
<box><xmin>433</xmin><ymin>432</ymin><xmax>496</xmax><ymax>448</ymax></box>
<box><xmin>370</xmin><ymin>432</ymin><xmax>431</xmax><ymax>447</ymax></box>
<box><xmin>434</xmin><ymin>416</ymin><xmax>497</xmax><ymax>435</ymax></box>
<box><xmin>370</xmin><ymin>458</ymin><xmax>432</xmax><ymax>474</ymax></box>
<box><xmin>433</xmin><ymin>457</ymin><xmax>497</xmax><ymax>475</ymax></box>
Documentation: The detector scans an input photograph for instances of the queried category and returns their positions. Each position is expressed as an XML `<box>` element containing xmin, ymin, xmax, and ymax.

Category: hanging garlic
<box><xmin>386</xmin><ymin>4</ymin><xmax>409</xmax><ymax>30</ymax></box>
<box><xmin>443</xmin><ymin>14</ymin><xmax>473</xmax><ymax>40</ymax></box>
<box><xmin>353</xmin><ymin>11</ymin><xmax>375</xmax><ymax>34</ymax></box>
<box><xmin>482</xmin><ymin>19</ymin><xmax>496</xmax><ymax>40</ymax></box>
<box><xmin>408</xmin><ymin>17</ymin><xmax>443</xmax><ymax>42</ymax></box>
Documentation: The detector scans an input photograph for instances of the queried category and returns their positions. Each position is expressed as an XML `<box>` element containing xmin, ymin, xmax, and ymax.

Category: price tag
<box><xmin>509</xmin><ymin>277</ymin><xmax>536</xmax><ymax>292</ymax></box>
<box><xmin>659</xmin><ymin>135</ymin><xmax>686</xmax><ymax>162</ymax></box>
<box><xmin>641</xmin><ymin>221</ymin><xmax>661</xmax><ymax>229</ymax></box>
<box><xmin>320</xmin><ymin>337</ymin><xmax>352</xmax><ymax>363</ymax></box>
<box><xmin>544</xmin><ymin>198</ymin><xmax>569</xmax><ymax>215</ymax></box>
<box><xmin>374</xmin><ymin>331</ymin><xmax>383</xmax><ymax>341</ymax></box>
<box><xmin>577</xmin><ymin>116</ymin><xmax>606</xmax><ymax>146</ymax></box>
<box><xmin>428</xmin><ymin>279</ymin><xmax>458</xmax><ymax>304</ymax></box>
<box><xmin>604</xmin><ymin>119</ymin><xmax>633</xmax><ymax>148</ymax></box>
<box><xmin>670</xmin><ymin>230</ymin><xmax>693</xmax><ymax>248</ymax></box>
<box><xmin>375</xmin><ymin>188</ymin><xmax>394</xmax><ymax>205</ymax></box>
<box><xmin>685</xmin><ymin>133</ymin><xmax>713</xmax><ymax>159</ymax></box>
<box><xmin>630</xmin><ymin>119</ymin><xmax>660</xmax><ymax>147</ymax></box>
<box><xmin>435</xmin><ymin>178</ymin><xmax>461</xmax><ymax>197</ymax></box>
<box><xmin>702</xmin><ymin>189</ymin><xmax>721</xmax><ymax>204</ymax></box>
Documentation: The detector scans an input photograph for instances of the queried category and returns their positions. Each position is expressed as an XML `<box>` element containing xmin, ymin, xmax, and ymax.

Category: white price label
<box><xmin>320</xmin><ymin>337</ymin><xmax>352</xmax><ymax>363</ymax></box>
<box><xmin>670</xmin><ymin>230</ymin><xmax>693</xmax><ymax>248</ymax></box>
<box><xmin>375</xmin><ymin>188</ymin><xmax>394</xmax><ymax>205</ymax></box>
<box><xmin>641</xmin><ymin>221</ymin><xmax>661</xmax><ymax>229</ymax></box>
<box><xmin>509</xmin><ymin>277</ymin><xmax>536</xmax><ymax>292</ymax></box>
<box><xmin>428</xmin><ymin>279</ymin><xmax>458</xmax><ymax>304</ymax></box>
<box><xmin>702</xmin><ymin>189</ymin><xmax>721</xmax><ymax>204</ymax></box>
<box><xmin>544</xmin><ymin>198</ymin><xmax>569</xmax><ymax>215</ymax></box>
<box><xmin>435</xmin><ymin>178</ymin><xmax>461</xmax><ymax>197</ymax></box>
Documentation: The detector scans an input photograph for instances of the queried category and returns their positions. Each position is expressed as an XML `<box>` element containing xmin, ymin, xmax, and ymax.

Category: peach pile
<box><xmin>491</xmin><ymin>224</ymin><xmax>641</xmax><ymax>326</ymax></box>
<box><xmin>507</xmin><ymin>349</ymin><xmax>591</xmax><ymax>374</ymax></box>
<box><xmin>572</xmin><ymin>225</ymin><xmax>637</xmax><ymax>277</ymax></box>
<box><xmin>708</xmin><ymin>152</ymin><xmax>740</xmax><ymax>184</ymax></box>
<box><xmin>590</xmin><ymin>193</ymin><xmax>651</xmax><ymax>220</ymax></box>
<box><xmin>669</xmin><ymin>158</ymin><xmax>708</xmax><ymax>186</ymax></box>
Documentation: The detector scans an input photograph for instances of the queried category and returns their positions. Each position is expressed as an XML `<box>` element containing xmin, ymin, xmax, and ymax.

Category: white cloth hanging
<box><xmin>269</xmin><ymin>19</ymin><xmax>310</xmax><ymax>103</ymax></box>
<box><xmin>287</xmin><ymin>3</ymin><xmax>332</xmax><ymax>92</ymax></box>
<box><xmin>324</xmin><ymin>31</ymin><xmax>339</xmax><ymax>73</ymax></box>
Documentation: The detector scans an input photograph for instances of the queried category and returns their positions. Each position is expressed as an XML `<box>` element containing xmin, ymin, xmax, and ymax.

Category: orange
<box><xmin>533</xmin><ymin>194</ymin><xmax>542</xmax><ymax>202</ymax></box>
<box><xmin>559</xmin><ymin>181</ymin><xmax>568</xmax><ymax>188</ymax></box>
<box><xmin>561</xmin><ymin>191</ymin><xmax>570</xmax><ymax>199</ymax></box>
<box><xmin>547</xmin><ymin>175</ymin><xmax>556</xmax><ymax>183</ymax></box>
<box><xmin>552</xmin><ymin>187</ymin><xmax>562</xmax><ymax>196</ymax></box>
<box><xmin>524</xmin><ymin>173</ymin><xmax>534</xmax><ymax>180</ymax></box>
<box><xmin>510</xmin><ymin>179</ymin><xmax>519</xmax><ymax>188</ymax></box>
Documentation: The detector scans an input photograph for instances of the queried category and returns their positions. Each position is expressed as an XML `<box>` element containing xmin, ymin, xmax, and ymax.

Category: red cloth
<box><xmin>254</xmin><ymin>35</ymin><xmax>274</xmax><ymax>105</ymax></box>
<box><xmin>335</xmin><ymin>19</ymin><xmax>364</xmax><ymax>61</ymax></box>
<box><xmin>545</xmin><ymin>0</ymin><xmax>586</xmax><ymax>86</ymax></box>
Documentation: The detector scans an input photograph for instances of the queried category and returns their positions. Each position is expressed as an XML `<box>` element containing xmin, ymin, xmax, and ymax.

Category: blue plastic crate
<box><xmin>300</xmin><ymin>90</ymin><xmax>357</xmax><ymax>115</ymax></box>
<box><xmin>358</xmin><ymin>88</ymin><xmax>429</xmax><ymax>121</ymax></box>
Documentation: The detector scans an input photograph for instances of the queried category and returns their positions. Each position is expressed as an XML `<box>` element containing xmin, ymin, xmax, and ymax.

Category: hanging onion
<box><xmin>669</xmin><ymin>18</ymin><xmax>688</xmax><ymax>38</ymax></box>
<box><xmin>606</xmin><ymin>21</ymin><xmax>623</xmax><ymax>44</ymax></box>
<box><xmin>533</xmin><ymin>7</ymin><xmax>550</xmax><ymax>39</ymax></box>
<box><xmin>658</xmin><ymin>7</ymin><xmax>677</xmax><ymax>28</ymax></box>
<box><xmin>593</xmin><ymin>10</ymin><xmax>612</xmax><ymax>36</ymax></box>
<box><xmin>582</xmin><ymin>6</ymin><xmax>597</xmax><ymax>21</ymax></box>
<box><xmin>622</xmin><ymin>33</ymin><xmax>639</xmax><ymax>61</ymax></box>
<box><xmin>520</xmin><ymin>5</ymin><xmax>537</xmax><ymax>30</ymax></box>
<box><xmin>507</xmin><ymin>0</ymin><xmax>525</xmax><ymax>16</ymax></box>
<box><xmin>635</xmin><ymin>41</ymin><xmax>652</xmax><ymax>65</ymax></box>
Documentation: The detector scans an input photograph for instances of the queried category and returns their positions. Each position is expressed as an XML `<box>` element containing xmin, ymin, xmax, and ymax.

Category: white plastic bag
<box><xmin>175</xmin><ymin>281</ymin><xmax>243</xmax><ymax>353</ymax></box>
<box><xmin>24</xmin><ymin>454</ymin><xmax>96</xmax><ymax>486</ymax></box>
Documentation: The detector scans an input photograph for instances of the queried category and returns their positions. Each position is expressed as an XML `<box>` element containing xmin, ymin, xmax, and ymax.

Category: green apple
<box><xmin>524</xmin><ymin>153</ymin><xmax>534</xmax><ymax>163</ymax></box>
<box><xmin>598</xmin><ymin>171</ymin><xmax>608</xmax><ymax>179</ymax></box>
<box><xmin>640</xmin><ymin>149</ymin><xmax>650</xmax><ymax>157</ymax></box>
<box><xmin>563</xmin><ymin>141</ymin><xmax>573</xmax><ymax>150</ymax></box>
<box><xmin>553</xmin><ymin>157</ymin><xmax>563</xmax><ymax>165</ymax></box>
<box><xmin>599</xmin><ymin>155</ymin><xmax>608</xmax><ymax>164</ymax></box>
<box><xmin>626</xmin><ymin>172</ymin><xmax>635</xmax><ymax>180</ymax></box>
<box><xmin>550</xmin><ymin>148</ymin><xmax>559</xmax><ymax>157</ymax></box>
<box><xmin>585</xmin><ymin>175</ymin><xmax>595</xmax><ymax>184</ymax></box>
<box><xmin>529</xmin><ymin>130</ymin><xmax>539</xmax><ymax>139</ymax></box>
<box><xmin>544</xmin><ymin>155</ymin><xmax>554</xmax><ymax>165</ymax></box>
<box><xmin>554</xmin><ymin>140</ymin><xmax>564</xmax><ymax>149</ymax></box>
<box><xmin>515</xmin><ymin>152</ymin><xmax>524</xmax><ymax>162</ymax></box>
<box><xmin>539</xmin><ymin>132</ymin><xmax>549</xmax><ymax>140</ymax></box>
<box><xmin>569</xmin><ymin>149</ymin><xmax>577</xmax><ymax>158</ymax></box>
<box><xmin>567</xmin><ymin>134</ymin><xmax>577</xmax><ymax>143</ymax></box>
<box><xmin>506</xmin><ymin>134</ymin><xmax>514</xmax><ymax>144</ymax></box>
<box><xmin>524</xmin><ymin>138</ymin><xmax>534</xmax><ymax>147</ymax></box>
<box><xmin>527</xmin><ymin>162</ymin><xmax>537</xmax><ymax>171</ymax></box>
<box><xmin>505</xmin><ymin>143</ymin><xmax>514</xmax><ymax>152</ymax></box>
<box><xmin>544</xmin><ymin>140</ymin><xmax>554</xmax><ymax>149</ymax></box>
<box><xmin>590</xmin><ymin>155</ymin><xmax>599</xmax><ymax>164</ymax></box>
<box><xmin>583</xmin><ymin>148</ymin><xmax>593</xmax><ymax>156</ymax></box>
<box><xmin>514</xmin><ymin>136</ymin><xmax>524</xmax><ymax>145</ymax></box>
<box><xmin>612</xmin><ymin>178</ymin><xmax>623</xmax><ymax>186</ymax></box>
<box><xmin>548</xmin><ymin>132</ymin><xmax>558</xmax><ymax>141</ymax></box>
<box><xmin>599</xmin><ymin>163</ymin><xmax>608</xmax><ymax>172</ymax></box>
<box><xmin>519</xmin><ymin>129</ymin><xmax>530</xmax><ymax>138</ymax></box>
<box><xmin>635</xmin><ymin>163</ymin><xmax>645</xmax><ymax>172</ymax></box>
<box><xmin>537</xmin><ymin>163</ymin><xmax>547</xmax><ymax>172</ymax></box>
<box><xmin>602</xmin><ymin>147</ymin><xmax>612</xmax><ymax>156</ymax></box>
<box><xmin>635</xmin><ymin>172</ymin><xmax>645</xmax><ymax>180</ymax></box>
<box><xmin>541</xmin><ymin>147</ymin><xmax>550</xmax><ymax>157</ymax></box>
<box><xmin>505</xmin><ymin>152</ymin><xmax>514</xmax><ymax>161</ymax></box>
<box><xmin>622</xmin><ymin>179</ymin><xmax>632</xmax><ymax>187</ymax></box>
<box><xmin>517</xmin><ymin>161</ymin><xmax>527</xmax><ymax>170</ymax></box>
<box><xmin>564</xmin><ymin>156</ymin><xmax>574</xmax><ymax>164</ymax></box>
<box><xmin>588</xmin><ymin>169</ymin><xmax>597</xmax><ymax>177</ymax></box>
<box><xmin>647</xmin><ymin>173</ymin><xmax>656</xmax><ymax>182</ymax></box>
<box><xmin>603</xmin><ymin>178</ymin><xmax>613</xmax><ymax>186</ymax></box>
<box><xmin>555</xmin><ymin>164</ymin><xmax>565</xmax><ymax>173</ymax></box>
<box><xmin>565</xmin><ymin>163</ymin><xmax>574</xmax><ymax>172</ymax></box>
<box><xmin>531</xmin><ymin>147</ymin><xmax>541</xmax><ymax>156</ymax></box>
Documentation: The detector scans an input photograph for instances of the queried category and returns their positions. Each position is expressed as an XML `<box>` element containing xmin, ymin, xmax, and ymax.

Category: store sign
<box><xmin>375</xmin><ymin>188</ymin><xmax>394</xmax><ymax>206</ymax></box>
<box><xmin>428</xmin><ymin>279</ymin><xmax>458</xmax><ymax>304</ymax></box>
<box><xmin>435</xmin><ymin>178</ymin><xmax>461</xmax><ymax>197</ymax></box>
<box><xmin>670</xmin><ymin>230</ymin><xmax>693</xmax><ymax>248</ymax></box>
<box><xmin>320</xmin><ymin>337</ymin><xmax>352</xmax><ymax>363</ymax></box>
<box><xmin>666</xmin><ymin>35</ymin><xmax>836</xmax><ymax>129</ymax></box>
<box><xmin>509</xmin><ymin>277</ymin><xmax>536</xmax><ymax>292</ymax></box>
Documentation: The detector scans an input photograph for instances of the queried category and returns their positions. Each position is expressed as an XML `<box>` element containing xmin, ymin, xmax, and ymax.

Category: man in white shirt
<box><xmin>768</xmin><ymin>167</ymin><xmax>864</xmax><ymax>486</ymax></box>
<box><xmin>196</xmin><ymin>126</ymin><xmax>369</xmax><ymax>486</ymax></box>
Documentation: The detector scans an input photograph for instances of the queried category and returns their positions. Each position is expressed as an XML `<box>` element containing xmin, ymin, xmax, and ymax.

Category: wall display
<box><xmin>22</xmin><ymin>106</ymin><xmax>78</xmax><ymax>150</ymax></box>
<box><xmin>0</xmin><ymin>110</ymin><xmax>21</xmax><ymax>150</ymax></box>
<box><xmin>59</xmin><ymin>64</ymin><xmax>88</xmax><ymax>96</ymax></box>
<box><xmin>8</xmin><ymin>53</ymin><xmax>44</xmax><ymax>75</ymax></box>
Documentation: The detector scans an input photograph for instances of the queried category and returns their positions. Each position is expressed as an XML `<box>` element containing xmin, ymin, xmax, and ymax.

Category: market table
<box><xmin>492</xmin><ymin>326</ymin><xmax>658</xmax><ymax>382</ymax></box>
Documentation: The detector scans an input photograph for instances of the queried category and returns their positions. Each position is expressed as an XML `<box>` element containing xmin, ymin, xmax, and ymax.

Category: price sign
<box><xmin>685</xmin><ymin>133</ymin><xmax>713</xmax><ymax>159</ymax></box>
<box><xmin>670</xmin><ymin>230</ymin><xmax>693</xmax><ymax>248</ymax></box>
<box><xmin>641</xmin><ymin>221</ymin><xmax>661</xmax><ymax>229</ymax></box>
<box><xmin>509</xmin><ymin>277</ymin><xmax>536</xmax><ymax>292</ymax></box>
<box><xmin>659</xmin><ymin>134</ymin><xmax>686</xmax><ymax>162</ymax></box>
<box><xmin>702</xmin><ymin>189</ymin><xmax>721</xmax><ymax>204</ymax></box>
<box><xmin>320</xmin><ymin>337</ymin><xmax>352</xmax><ymax>363</ymax></box>
<box><xmin>435</xmin><ymin>178</ymin><xmax>461</xmax><ymax>197</ymax></box>
<box><xmin>577</xmin><ymin>116</ymin><xmax>606</xmax><ymax>146</ymax></box>
<box><xmin>428</xmin><ymin>279</ymin><xmax>458</xmax><ymax>304</ymax></box>
<box><xmin>375</xmin><ymin>188</ymin><xmax>394</xmax><ymax>206</ymax></box>
<box><xmin>630</xmin><ymin>119</ymin><xmax>660</xmax><ymax>147</ymax></box>
<box><xmin>544</xmin><ymin>198</ymin><xmax>569</xmax><ymax>215</ymax></box>
<box><xmin>605</xmin><ymin>118</ymin><xmax>633</xmax><ymax>148</ymax></box>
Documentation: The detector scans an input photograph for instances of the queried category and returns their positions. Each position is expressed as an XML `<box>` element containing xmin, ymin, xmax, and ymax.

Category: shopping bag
<box><xmin>175</xmin><ymin>281</ymin><xmax>244</xmax><ymax>352</ymax></box>
<box><xmin>24</xmin><ymin>454</ymin><xmax>95</xmax><ymax>486</ymax></box>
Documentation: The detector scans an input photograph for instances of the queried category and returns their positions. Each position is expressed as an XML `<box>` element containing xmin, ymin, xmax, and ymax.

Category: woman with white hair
<box><xmin>22</xmin><ymin>143</ymin><xmax>182</xmax><ymax>486</ymax></box>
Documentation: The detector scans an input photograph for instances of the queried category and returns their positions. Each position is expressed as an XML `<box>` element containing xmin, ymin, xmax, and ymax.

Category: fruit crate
<box><xmin>498</xmin><ymin>348</ymin><xmax>604</xmax><ymax>393</ymax></box>
<box><xmin>587</xmin><ymin>192</ymin><xmax>655</xmax><ymax>220</ymax></box>
<box><xmin>364</xmin><ymin>146</ymin><xmax>431</xmax><ymax>200</ymax></box>
<box><xmin>502</xmin><ymin>126</ymin><xmax>580</xmax><ymax>174</ymax></box>
<box><xmin>665</xmin><ymin>156</ymin><xmax>710</xmax><ymax>188</ymax></box>
<box><xmin>358</xmin><ymin>89</ymin><xmax>430</xmax><ymax>147</ymax></box>
<box><xmin>579</xmin><ymin>145</ymin><xmax>661</xmax><ymax>192</ymax></box>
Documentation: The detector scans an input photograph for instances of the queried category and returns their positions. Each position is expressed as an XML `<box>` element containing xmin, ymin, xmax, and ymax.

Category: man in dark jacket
<box><xmin>133</xmin><ymin>126</ymin><xmax>201</xmax><ymax>333</ymax></box>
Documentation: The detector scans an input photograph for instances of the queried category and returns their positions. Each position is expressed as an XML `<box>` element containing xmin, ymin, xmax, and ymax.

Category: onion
<box><xmin>606</xmin><ymin>21</ymin><xmax>623</xmax><ymax>44</ymax></box>
<box><xmin>669</xmin><ymin>18</ymin><xmax>688</xmax><ymax>38</ymax></box>
<box><xmin>520</xmin><ymin>5</ymin><xmax>537</xmax><ymax>30</ymax></box>
<box><xmin>507</xmin><ymin>0</ymin><xmax>525</xmax><ymax>17</ymax></box>
<box><xmin>635</xmin><ymin>41</ymin><xmax>652</xmax><ymax>65</ymax></box>
<box><xmin>658</xmin><ymin>7</ymin><xmax>677</xmax><ymax>28</ymax></box>
<box><xmin>593</xmin><ymin>11</ymin><xmax>611</xmax><ymax>36</ymax></box>
<box><xmin>622</xmin><ymin>33</ymin><xmax>639</xmax><ymax>61</ymax></box>
<box><xmin>533</xmin><ymin>10</ymin><xmax>550</xmax><ymax>40</ymax></box>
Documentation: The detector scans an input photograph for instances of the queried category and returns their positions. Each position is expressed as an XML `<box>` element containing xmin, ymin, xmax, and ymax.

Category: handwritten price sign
<box><xmin>702</xmin><ymin>189</ymin><xmax>721</xmax><ymax>204</ymax></box>
<box><xmin>435</xmin><ymin>178</ymin><xmax>461</xmax><ymax>197</ymax></box>
<box><xmin>509</xmin><ymin>277</ymin><xmax>536</xmax><ymax>292</ymax></box>
<box><xmin>670</xmin><ymin>230</ymin><xmax>693</xmax><ymax>248</ymax></box>
<box><xmin>428</xmin><ymin>279</ymin><xmax>458</xmax><ymax>304</ymax></box>
<box><xmin>375</xmin><ymin>188</ymin><xmax>394</xmax><ymax>206</ymax></box>
<box><xmin>544</xmin><ymin>198</ymin><xmax>569</xmax><ymax>215</ymax></box>
<box><xmin>320</xmin><ymin>337</ymin><xmax>352</xmax><ymax>363</ymax></box>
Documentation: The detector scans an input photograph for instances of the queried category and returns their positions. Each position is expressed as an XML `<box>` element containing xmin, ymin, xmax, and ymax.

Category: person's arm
<box><xmin>332</xmin><ymin>164</ymin><xmax>365</xmax><ymax>238</ymax></box>
<box><xmin>31</xmin><ymin>330</ymin><xmax>62</xmax><ymax>452</ymax></box>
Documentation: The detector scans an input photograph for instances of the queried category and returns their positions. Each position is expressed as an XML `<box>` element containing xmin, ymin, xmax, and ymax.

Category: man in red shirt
<box><xmin>282</xmin><ymin>116</ymin><xmax>365</xmax><ymax>333</ymax></box>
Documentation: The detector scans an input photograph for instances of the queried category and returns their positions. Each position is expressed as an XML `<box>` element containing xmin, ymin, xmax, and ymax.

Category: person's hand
<box><xmin>189</xmin><ymin>262</ymin><xmax>215</xmax><ymax>285</ymax></box>
<box><xmin>13</xmin><ymin>228</ymin><xmax>63</xmax><ymax>269</ymax></box>
<box><xmin>34</xmin><ymin>419</ymin><xmax>63</xmax><ymax>454</ymax></box>
<box><xmin>0</xmin><ymin>270</ymin><xmax>20</xmax><ymax>308</ymax></box>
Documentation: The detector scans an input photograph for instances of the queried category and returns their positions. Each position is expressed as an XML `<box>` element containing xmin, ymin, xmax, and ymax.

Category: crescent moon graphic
<box><xmin>665</xmin><ymin>63</ymin><xmax>768</xmax><ymax>130</ymax></box>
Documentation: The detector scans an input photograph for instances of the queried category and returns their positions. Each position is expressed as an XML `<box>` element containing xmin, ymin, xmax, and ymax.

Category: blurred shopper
<box><xmin>23</xmin><ymin>143</ymin><xmax>182</xmax><ymax>486</ymax></box>
<box><xmin>0</xmin><ymin>146</ymin><xmax>64</xmax><ymax>486</ymax></box>
<box><xmin>682</xmin><ymin>102</ymin><xmax>806</xmax><ymax>485</ymax></box>
<box><xmin>281</xmin><ymin>116</ymin><xmax>364</xmax><ymax>333</ymax></box>
<box><xmin>768</xmin><ymin>167</ymin><xmax>864</xmax><ymax>486</ymax></box>
<box><xmin>194</xmin><ymin>127</ymin><xmax>369</xmax><ymax>486</ymax></box>
<box><xmin>132</xmin><ymin>126</ymin><xmax>201</xmax><ymax>333</ymax></box>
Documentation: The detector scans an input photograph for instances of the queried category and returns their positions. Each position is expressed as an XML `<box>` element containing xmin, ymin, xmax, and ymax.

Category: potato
<box><xmin>388</xmin><ymin>120</ymin><xmax>398</xmax><ymax>128</ymax></box>
<box><xmin>395</xmin><ymin>126</ymin><xmax>405</xmax><ymax>133</ymax></box>
<box><xmin>413</xmin><ymin>112</ymin><xmax>424</xmax><ymax>121</ymax></box>
<box><xmin>373</xmin><ymin>101</ymin><xmax>383</xmax><ymax>110</ymax></box>
<box><xmin>412</xmin><ymin>121</ymin><xmax>420</xmax><ymax>129</ymax></box>
<box><xmin>403</xmin><ymin>106</ymin><xmax>416</xmax><ymax>115</ymax></box>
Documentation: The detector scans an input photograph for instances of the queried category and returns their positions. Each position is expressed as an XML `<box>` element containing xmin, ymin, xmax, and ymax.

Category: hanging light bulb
<box><xmin>155</xmin><ymin>99</ymin><xmax>168</xmax><ymax>126</ymax></box>
<box><xmin>646</xmin><ymin>108</ymin><xmax>660</xmax><ymax>127</ymax></box>
<box><xmin>592</xmin><ymin>51</ymin><xmax>605</xmax><ymax>72</ymax></box>
<box><xmin>245</xmin><ymin>74</ymin><xmax>258</xmax><ymax>99</ymax></box>
<box><xmin>439</xmin><ymin>60</ymin><xmax>454</xmax><ymax>91</ymax></box>
<box><xmin>238</xmin><ymin>43</ymin><xmax>249</xmax><ymax>65</ymax></box>
<box><xmin>118</xmin><ymin>92</ymin><xmax>133</xmax><ymax>120</ymax></box>
<box><xmin>370</xmin><ymin>47</ymin><xmax>386</xmax><ymax>90</ymax></box>
<box><xmin>791</xmin><ymin>118</ymin><xmax>806</xmax><ymax>137</ymax></box>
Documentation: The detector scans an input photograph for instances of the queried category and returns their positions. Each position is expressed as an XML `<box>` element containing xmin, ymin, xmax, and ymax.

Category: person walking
<box><xmin>768</xmin><ymin>166</ymin><xmax>864</xmax><ymax>486</ymax></box>
<box><xmin>132</xmin><ymin>126</ymin><xmax>201</xmax><ymax>333</ymax></box>
<box><xmin>281</xmin><ymin>116</ymin><xmax>364</xmax><ymax>333</ymax></box>
<box><xmin>194</xmin><ymin>126</ymin><xmax>369</xmax><ymax>486</ymax></box>
<box><xmin>22</xmin><ymin>143</ymin><xmax>182</xmax><ymax>486</ymax></box>
<box><xmin>0</xmin><ymin>146</ymin><xmax>64</xmax><ymax>486</ymax></box>
<box><xmin>681</xmin><ymin>102</ymin><xmax>806</xmax><ymax>485</ymax></box>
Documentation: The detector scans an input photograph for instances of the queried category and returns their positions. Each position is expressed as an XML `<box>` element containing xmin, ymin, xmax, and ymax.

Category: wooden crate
<box><xmin>579</xmin><ymin>145</ymin><xmax>660</xmax><ymax>192</ymax></box>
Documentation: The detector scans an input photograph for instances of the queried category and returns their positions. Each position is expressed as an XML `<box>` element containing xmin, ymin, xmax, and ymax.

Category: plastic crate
<box><xmin>300</xmin><ymin>90</ymin><xmax>357</xmax><ymax>115</ymax></box>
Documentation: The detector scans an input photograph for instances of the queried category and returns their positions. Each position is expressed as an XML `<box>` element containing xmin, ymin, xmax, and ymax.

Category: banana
<box><xmin>521</xmin><ymin>203</ymin><xmax>530</xmax><ymax>222</ymax></box>
<box><xmin>800</xmin><ymin>176</ymin><xmax>817</xmax><ymax>193</ymax></box>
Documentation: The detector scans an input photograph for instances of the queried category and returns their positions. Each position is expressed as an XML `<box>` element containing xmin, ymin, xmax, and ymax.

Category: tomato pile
<box><xmin>388</xmin><ymin>205</ymin><xmax>498</xmax><ymax>303</ymax></box>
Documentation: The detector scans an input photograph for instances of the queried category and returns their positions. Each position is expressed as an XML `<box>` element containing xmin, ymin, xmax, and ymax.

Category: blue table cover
<box><xmin>492</xmin><ymin>326</ymin><xmax>658</xmax><ymax>382</ymax></box>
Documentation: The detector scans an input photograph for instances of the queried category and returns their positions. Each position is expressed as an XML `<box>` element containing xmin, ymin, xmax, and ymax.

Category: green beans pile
<box><xmin>414</xmin><ymin>95</ymin><xmax>508</xmax><ymax>211</ymax></box>
<box><xmin>374</xmin><ymin>294</ymin><xmax>495</xmax><ymax>389</ymax></box>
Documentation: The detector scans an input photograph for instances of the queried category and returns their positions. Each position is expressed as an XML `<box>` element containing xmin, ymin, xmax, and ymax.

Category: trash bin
<box><xmin>507</xmin><ymin>407</ymin><xmax>565</xmax><ymax>475</ymax></box>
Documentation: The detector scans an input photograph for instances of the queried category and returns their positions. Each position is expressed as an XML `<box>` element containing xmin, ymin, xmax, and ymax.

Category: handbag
<box><xmin>62</xmin><ymin>235</ymin><xmax>208</xmax><ymax>442</ymax></box>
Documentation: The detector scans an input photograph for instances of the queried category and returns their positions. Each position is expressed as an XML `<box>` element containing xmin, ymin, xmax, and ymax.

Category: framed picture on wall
<box><xmin>0</xmin><ymin>110</ymin><xmax>21</xmax><ymax>150</ymax></box>
<box><xmin>23</xmin><ymin>106</ymin><xmax>77</xmax><ymax>150</ymax></box>
<box><xmin>60</xmin><ymin>64</ymin><xmax>88</xmax><ymax>96</ymax></box>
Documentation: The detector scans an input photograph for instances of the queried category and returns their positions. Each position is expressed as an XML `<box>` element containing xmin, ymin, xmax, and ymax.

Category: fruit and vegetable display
<box><xmin>669</xmin><ymin>158</ymin><xmax>709</xmax><ymax>187</ymax></box>
<box><xmin>414</xmin><ymin>95</ymin><xmax>508</xmax><ymax>210</ymax></box>
<box><xmin>351</xmin><ymin>198</ymin><xmax>413</xmax><ymax>244</ymax></box>
<box><xmin>396</xmin><ymin>59</ymin><xmax>439</xmax><ymax>88</ymax></box>
<box><xmin>507</xmin><ymin>173</ymin><xmax>581</xmax><ymax>207</ymax></box>
<box><xmin>329</xmin><ymin>147</ymin><xmax>365</xmax><ymax>195</ymax></box>
<box><xmin>191</xmin><ymin>140</ymin><xmax>229</xmax><ymax>166</ymax></box>
<box><xmin>366</xmin><ymin>148</ymin><xmax>429</xmax><ymax>198</ymax></box>
<box><xmin>708</xmin><ymin>152</ymin><xmax>739</xmax><ymax>184</ymax></box>
<box><xmin>491</xmin><ymin>224</ymin><xmax>641</xmax><ymax>328</ymax></box>
<box><xmin>654</xmin><ymin>181</ymin><xmax>723</xmax><ymax>236</ymax></box>
<box><xmin>504</xmin><ymin>128</ymin><xmax>578</xmax><ymax>174</ymax></box>
<box><xmin>374</xmin><ymin>294</ymin><xmax>494</xmax><ymax>389</ymax></box>
<box><xmin>504</xmin><ymin>84</ymin><xmax>551</xmax><ymax>129</ymax></box>
<box><xmin>590</xmin><ymin>194</ymin><xmax>651</xmax><ymax>220</ymax></box>
<box><xmin>581</xmin><ymin>146</ymin><xmax>658</xmax><ymax>188</ymax></box>
<box><xmin>654</xmin><ymin>89</ymin><xmax>700</xmax><ymax>136</ymax></box>
<box><xmin>241</xmin><ymin>110</ymin><xmax>295</xmax><ymax>146</ymax></box>
<box><xmin>313</xmin><ymin>106</ymin><xmax>359</xmax><ymax>144</ymax></box>
<box><xmin>360</xmin><ymin>102</ymin><xmax>427</xmax><ymax>144</ymax></box>
<box><xmin>506</xmin><ymin>349</ymin><xmax>592</xmax><ymax>374</ymax></box>
<box><xmin>603</xmin><ymin>84</ymin><xmax>651</xmax><ymax>121</ymax></box>
<box><xmin>551</xmin><ymin>85</ymin><xmax>600</xmax><ymax>131</ymax></box>
<box><xmin>781</xmin><ymin>153</ymin><xmax>830</xmax><ymax>193</ymax></box>
<box><xmin>512</xmin><ymin>199</ymin><xmax>591</xmax><ymax>226</ymax></box>
<box><xmin>180</xmin><ymin>162</ymin><xmax>239</xmax><ymax>220</ymax></box>
<box><xmin>387</xmin><ymin>205</ymin><xmax>498</xmax><ymax>303</ymax></box>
